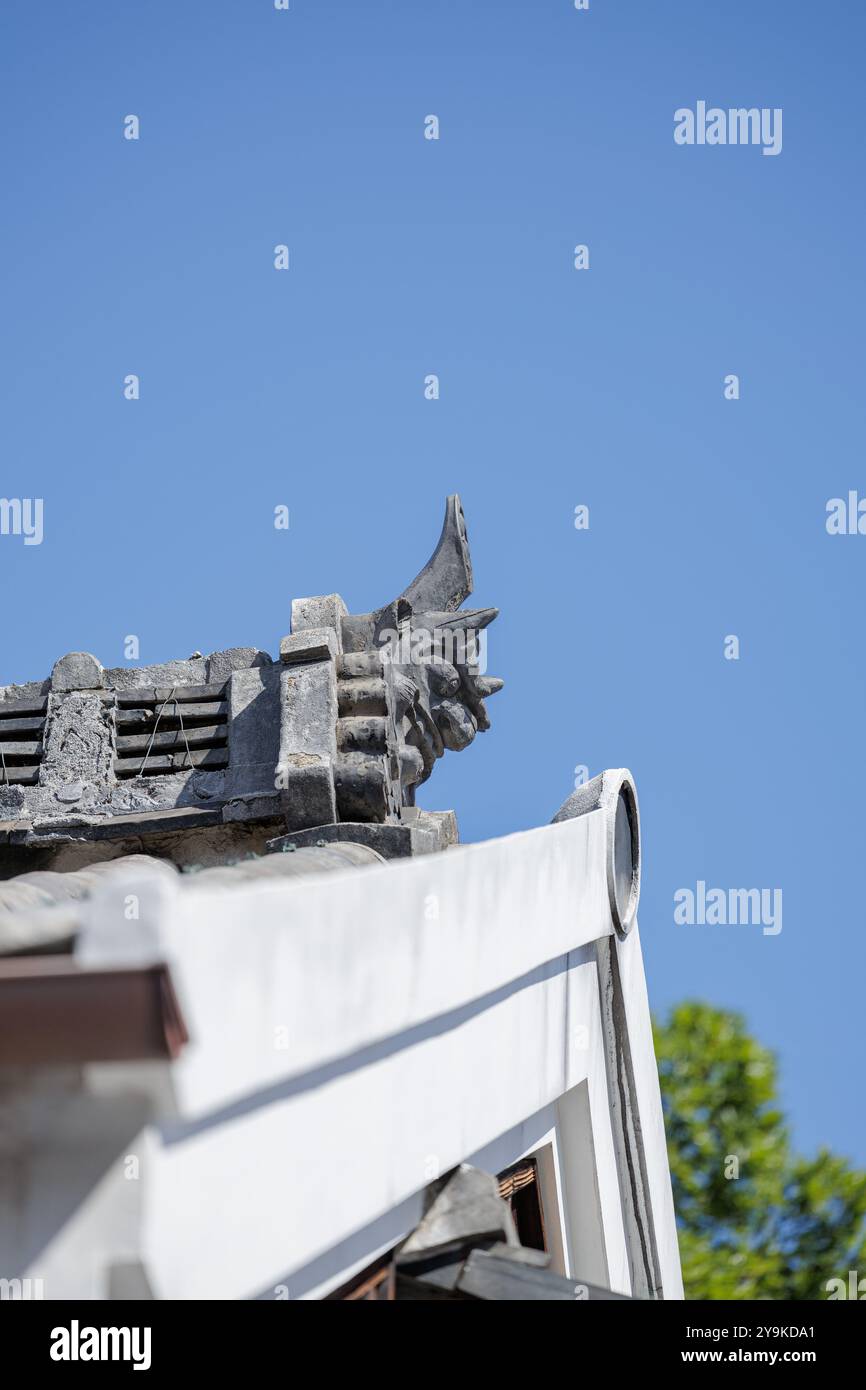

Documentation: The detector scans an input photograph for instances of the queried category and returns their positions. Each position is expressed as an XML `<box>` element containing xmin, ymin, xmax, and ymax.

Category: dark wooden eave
<box><xmin>0</xmin><ymin>957</ymin><xmax>189</xmax><ymax>1064</ymax></box>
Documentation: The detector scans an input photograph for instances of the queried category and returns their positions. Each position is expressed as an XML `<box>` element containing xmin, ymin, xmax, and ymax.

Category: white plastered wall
<box><xmin>6</xmin><ymin>803</ymin><xmax>682</xmax><ymax>1300</ymax></box>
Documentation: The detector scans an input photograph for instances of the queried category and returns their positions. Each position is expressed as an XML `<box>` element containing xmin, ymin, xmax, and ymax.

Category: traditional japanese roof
<box><xmin>0</xmin><ymin>496</ymin><xmax>500</xmax><ymax>874</ymax></box>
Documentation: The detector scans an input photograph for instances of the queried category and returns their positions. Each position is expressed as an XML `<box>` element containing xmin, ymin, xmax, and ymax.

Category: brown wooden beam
<box><xmin>0</xmin><ymin>957</ymin><xmax>189</xmax><ymax>1063</ymax></box>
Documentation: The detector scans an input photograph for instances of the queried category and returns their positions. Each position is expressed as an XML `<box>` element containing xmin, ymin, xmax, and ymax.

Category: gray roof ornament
<box><xmin>0</xmin><ymin>494</ymin><xmax>503</xmax><ymax>869</ymax></box>
<box><xmin>335</xmin><ymin>495</ymin><xmax>503</xmax><ymax>813</ymax></box>
<box><xmin>396</xmin><ymin>493</ymin><xmax>474</xmax><ymax>616</ymax></box>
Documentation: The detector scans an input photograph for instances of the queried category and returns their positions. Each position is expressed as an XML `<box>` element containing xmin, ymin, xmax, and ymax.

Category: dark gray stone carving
<box><xmin>0</xmin><ymin>496</ymin><xmax>500</xmax><ymax>870</ymax></box>
<box><xmin>282</xmin><ymin>494</ymin><xmax>502</xmax><ymax>831</ymax></box>
<box><xmin>338</xmin><ymin>495</ymin><xmax>502</xmax><ymax>810</ymax></box>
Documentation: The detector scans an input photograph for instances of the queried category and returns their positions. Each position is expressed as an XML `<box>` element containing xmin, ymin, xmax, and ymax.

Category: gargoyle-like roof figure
<box><xmin>0</xmin><ymin>495</ymin><xmax>502</xmax><ymax>875</ymax></box>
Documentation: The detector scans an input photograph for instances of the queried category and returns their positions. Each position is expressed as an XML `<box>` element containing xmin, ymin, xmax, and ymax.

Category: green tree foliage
<box><xmin>653</xmin><ymin>1002</ymin><xmax>866</xmax><ymax>1300</ymax></box>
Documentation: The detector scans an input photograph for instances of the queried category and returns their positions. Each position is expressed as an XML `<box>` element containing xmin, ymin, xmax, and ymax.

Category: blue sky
<box><xmin>2</xmin><ymin>2</ymin><xmax>864</xmax><ymax>1166</ymax></box>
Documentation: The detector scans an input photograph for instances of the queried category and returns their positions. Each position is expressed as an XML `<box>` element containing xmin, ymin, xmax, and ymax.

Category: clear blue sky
<box><xmin>2</xmin><ymin>2</ymin><xmax>864</xmax><ymax>1166</ymax></box>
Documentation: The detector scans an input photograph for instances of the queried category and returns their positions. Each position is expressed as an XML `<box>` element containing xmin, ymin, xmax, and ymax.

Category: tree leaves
<box><xmin>654</xmin><ymin>1003</ymin><xmax>866</xmax><ymax>1300</ymax></box>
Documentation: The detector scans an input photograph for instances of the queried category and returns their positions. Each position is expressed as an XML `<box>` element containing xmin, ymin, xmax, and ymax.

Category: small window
<box><xmin>497</xmin><ymin>1156</ymin><xmax>547</xmax><ymax>1252</ymax></box>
